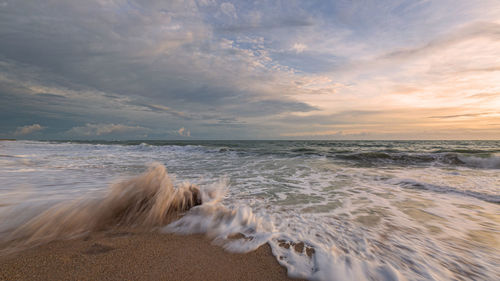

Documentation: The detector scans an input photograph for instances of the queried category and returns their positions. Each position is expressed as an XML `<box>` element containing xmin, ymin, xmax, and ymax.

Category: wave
<box><xmin>163</xmin><ymin>191</ymin><xmax>403</xmax><ymax>281</ymax></box>
<box><xmin>458</xmin><ymin>155</ymin><xmax>500</xmax><ymax>169</ymax></box>
<box><xmin>164</xmin><ymin>204</ymin><xmax>273</xmax><ymax>253</ymax></box>
<box><xmin>334</xmin><ymin>152</ymin><xmax>500</xmax><ymax>169</ymax></box>
<box><xmin>395</xmin><ymin>179</ymin><xmax>500</xmax><ymax>203</ymax></box>
<box><xmin>0</xmin><ymin>163</ymin><xmax>206</xmax><ymax>253</ymax></box>
<box><xmin>335</xmin><ymin>152</ymin><xmax>455</xmax><ymax>165</ymax></box>
<box><xmin>433</xmin><ymin>148</ymin><xmax>500</xmax><ymax>154</ymax></box>
<box><xmin>164</xmin><ymin>205</ymin><xmax>408</xmax><ymax>281</ymax></box>
<box><xmin>30</xmin><ymin>141</ymin><xmax>500</xmax><ymax>169</ymax></box>
<box><xmin>2</xmin><ymin>159</ymin><xmax>496</xmax><ymax>280</ymax></box>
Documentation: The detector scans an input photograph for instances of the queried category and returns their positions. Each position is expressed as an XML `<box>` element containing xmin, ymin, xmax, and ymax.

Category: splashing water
<box><xmin>0</xmin><ymin>140</ymin><xmax>499</xmax><ymax>280</ymax></box>
<box><xmin>1</xmin><ymin>163</ymin><xmax>202</xmax><ymax>252</ymax></box>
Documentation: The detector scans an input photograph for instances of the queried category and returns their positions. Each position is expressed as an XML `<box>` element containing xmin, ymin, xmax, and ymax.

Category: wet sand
<box><xmin>0</xmin><ymin>230</ymin><xmax>296</xmax><ymax>281</ymax></box>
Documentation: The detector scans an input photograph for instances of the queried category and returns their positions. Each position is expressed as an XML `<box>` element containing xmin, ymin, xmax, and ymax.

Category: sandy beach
<box><xmin>0</xmin><ymin>230</ymin><xmax>296</xmax><ymax>281</ymax></box>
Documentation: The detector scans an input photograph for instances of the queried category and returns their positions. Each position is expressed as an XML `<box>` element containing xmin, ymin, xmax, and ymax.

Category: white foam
<box><xmin>459</xmin><ymin>154</ymin><xmax>500</xmax><ymax>169</ymax></box>
<box><xmin>1</xmin><ymin>141</ymin><xmax>499</xmax><ymax>280</ymax></box>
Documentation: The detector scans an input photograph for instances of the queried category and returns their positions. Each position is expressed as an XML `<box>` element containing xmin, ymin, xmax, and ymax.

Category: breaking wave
<box><xmin>335</xmin><ymin>152</ymin><xmax>500</xmax><ymax>169</ymax></box>
<box><xmin>458</xmin><ymin>155</ymin><xmax>500</xmax><ymax>169</ymax></box>
<box><xmin>0</xmin><ymin>163</ymin><xmax>205</xmax><ymax>253</ymax></box>
<box><xmin>164</xmin><ymin>203</ymin><xmax>273</xmax><ymax>253</ymax></box>
<box><xmin>1</xmin><ymin>154</ymin><xmax>499</xmax><ymax>280</ymax></box>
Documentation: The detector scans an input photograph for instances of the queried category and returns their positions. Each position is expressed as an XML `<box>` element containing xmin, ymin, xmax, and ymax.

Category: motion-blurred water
<box><xmin>1</xmin><ymin>140</ymin><xmax>499</xmax><ymax>280</ymax></box>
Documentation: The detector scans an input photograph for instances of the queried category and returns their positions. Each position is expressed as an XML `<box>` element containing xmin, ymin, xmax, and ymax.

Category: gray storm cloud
<box><xmin>1</xmin><ymin>0</ymin><xmax>499</xmax><ymax>139</ymax></box>
<box><xmin>0</xmin><ymin>0</ymin><xmax>321</xmax><ymax>139</ymax></box>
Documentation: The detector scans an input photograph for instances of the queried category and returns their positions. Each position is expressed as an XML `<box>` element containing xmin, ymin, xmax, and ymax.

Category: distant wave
<box><xmin>395</xmin><ymin>179</ymin><xmax>500</xmax><ymax>203</ymax></box>
<box><xmin>38</xmin><ymin>140</ymin><xmax>500</xmax><ymax>169</ymax></box>
<box><xmin>458</xmin><ymin>155</ymin><xmax>500</xmax><ymax>169</ymax></box>
<box><xmin>335</xmin><ymin>152</ymin><xmax>500</xmax><ymax>169</ymax></box>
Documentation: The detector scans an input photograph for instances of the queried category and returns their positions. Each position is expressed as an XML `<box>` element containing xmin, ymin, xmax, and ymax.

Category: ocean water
<box><xmin>0</xmin><ymin>140</ymin><xmax>499</xmax><ymax>280</ymax></box>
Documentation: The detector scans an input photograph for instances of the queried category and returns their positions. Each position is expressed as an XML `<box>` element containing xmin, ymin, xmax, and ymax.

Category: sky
<box><xmin>1</xmin><ymin>0</ymin><xmax>499</xmax><ymax>140</ymax></box>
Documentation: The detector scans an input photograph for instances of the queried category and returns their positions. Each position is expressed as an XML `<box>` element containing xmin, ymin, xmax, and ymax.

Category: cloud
<box><xmin>380</xmin><ymin>22</ymin><xmax>500</xmax><ymax>61</ymax></box>
<box><xmin>428</xmin><ymin>112</ymin><xmax>498</xmax><ymax>119</ymax></box>
<box><xmin>280</xmin><ymin>130</ymin><xmax>369</xmax><ymax>139</ymax></box>
<box><xmin>217</xmin><ymin>17</ymin><xmax>314</xmax><ymax>32</ymax></box>
<box><xmin>291</xmin><ymin>43</ymin><xmax>307</xmax><ymax>54</ymax></box>
<box><xmin>198</xmin><ymin>0</ymin><xmax>216</xmax><ymax>7</ymax></box>
<box><xmin>67</xmin><ymin>123</ymin><xmax>149</xmax><ymax>136</ymax></box>
<box><xmin>141</xmin><ymin>104</ymin><xmax>190</xmax><ymax>119</ymax></box>
<box><xmin>13</xmin><ymin>124</ymin><xmax>44</xmax><ymax>136</ymax></box>
<box><xmin>177</xmin><ymin>127</ymin><xmax>191</xmax><ymax>137</ymax></box>
<box><xmin>220</xmin><ymin>2</ymin><xmax>237</xmax><ymax>19</ymax></box>
<box><xmin>1</xmin><ymin>1</ymin><xmax>500</xmax><ymax>140</ymax></box>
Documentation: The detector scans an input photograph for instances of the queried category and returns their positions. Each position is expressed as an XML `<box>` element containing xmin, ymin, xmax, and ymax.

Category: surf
<box><xmin>0</xmin><ymin>163</ymin><xmax>204</xmax><ymax>253</ymax></box>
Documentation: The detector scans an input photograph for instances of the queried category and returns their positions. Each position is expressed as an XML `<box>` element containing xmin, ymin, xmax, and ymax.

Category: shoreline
<box><xmin>0</xmin><ymin>230</ymin><xmax>298</xmax><ymax>281</ymax></box>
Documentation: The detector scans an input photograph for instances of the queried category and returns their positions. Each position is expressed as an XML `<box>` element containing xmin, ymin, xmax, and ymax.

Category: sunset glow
<box><xmin>1</xmin><ymin>1</ymin><xmax>499</xmax><ymax>139</ymax></box>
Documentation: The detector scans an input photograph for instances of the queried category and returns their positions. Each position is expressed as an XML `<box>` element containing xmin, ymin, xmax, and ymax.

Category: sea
<box><xmin>0</xmin><ymin>140</ymin><xmax>499</xmax><ymax>280</ymax></box>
